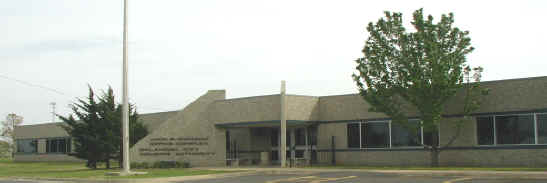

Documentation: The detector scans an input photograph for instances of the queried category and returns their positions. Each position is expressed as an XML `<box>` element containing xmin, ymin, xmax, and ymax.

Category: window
<box><xmin>423</xmin><ymin>130</ymin><xmax>440</xmax><ymax>147</ymax></box>
<box><xmin>46</xmin><ymin>138</ymin><xmax>70</xmax><ymax>153</ymax></box>
<box><xmin>307</xmin><ymin>126</ymin><xmax>318</xmax><ymax>146</ymax></box>
<box><xmin>392</xmin><ymin>120</ymin><xmax>422</xmax><ymax>147</ymax></box>
<box><xmin>347</xmin><ymin>123</ymin><xmax>360</xmax><ymax>148</ymax></box>
<box><xmin>347</xmin><ymin>120</ymin><xmax>426</xmax><ymax>149</ymax></box>
<box><xmin>538</xmin><ymin>114</ymin><xmax>547</xmax><ymax>144</ymax></box>
<box><xmin>476</xmin><ymin>116</ymin><xmax>494</xmax><ymax>145</ymax></box>
<box><xmin>476</xmin><ymin>113</ymin><xmax>547</xmax><ymax>145</ymax></box>
<box><xmin>295</xmin><ymin>128</ymin><xmax>306</xmax><ymax>146</ymax></box>
<box><xmin>271</xmin><ymin>150</ymin><xmax>278</xmax><ymax>161</ymax></box>
<box><xmin>270</xmin><ymin>128</ymin><xmax>278</xmax><ymax>147</ymax></box>
<box><xmin>16</xmin><ymin>139</ymin><xmax>37</xmax><ymax>153</ymax></box>
<box><xmin>295</xmin><ymin>150</ymin><xmax>304</xmax><ymax>158</ymax></box>
<box><xmin>363</xmin><ymin>122</ymin><xmax>390</xmax><ymax>148</ymax></box>
<box><xmin>496</xmin><ymin>115</ymin><xmax>534</xmax><ymax>144</ymax></box>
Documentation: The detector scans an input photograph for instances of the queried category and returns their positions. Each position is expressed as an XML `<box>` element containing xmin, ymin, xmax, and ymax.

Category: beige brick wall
<box><xmin>15</xmin><ymin>153</ymin><xmax>83</xmax><ymax>162</ymax></box>
<box><xmin>440</xmin><ymin>149</ymin><xmax>547</xmax><ymax>167</ymax></box>
<box><xmin>129</xmin><ymin>90</ymin><xmax>228</xmax><ymax>167</ymax></box>
<box><xmin>286</xmin><ymin>95</ymin><xmax>319</xmax><ymax>121</ymax></box>
<box><xmin>209</xmin><ymin>94</ymin><xmax>281</xmax><ymax>124</ymax></box>
<box><xmin>444</xmin><ymin>76</ymin><xmax>547</xmax><ymax>115</ymax></box>
<box><xmin>139</xmin><ymin>111</ymin><xmax>178</xmax><ymax>133</ymax></box>
<box><xmin>317</xmin><ymin>123</ymin><xmax>347</xmax><ymax>149</ymax></box>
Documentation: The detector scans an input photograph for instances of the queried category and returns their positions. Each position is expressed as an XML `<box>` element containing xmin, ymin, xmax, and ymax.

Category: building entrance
<box><xmin>270</xmin><ymin>126</ymin><xmax>317</xmax><ymax>166</ymax></box>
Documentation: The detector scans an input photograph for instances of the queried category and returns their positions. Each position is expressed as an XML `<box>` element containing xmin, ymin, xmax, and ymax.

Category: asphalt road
<box><xmin>1</xmin><ymin>171</ymin><xmax>547</xmax><ymax>183</ymax></box>
<box><xmin>180</xmin><ymin>171</ymin><xmax>547</xmax><ymax>183</ymax></box>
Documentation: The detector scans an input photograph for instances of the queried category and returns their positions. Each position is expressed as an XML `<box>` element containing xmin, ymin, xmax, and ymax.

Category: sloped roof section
<box><xmin>15</xmin><ymin>111</ymin><xmax>179</xmax><ymax>140</ymax></box>
<box><xmin>138</xmin><ymin>111</ymin><xmax>178</xmax><ymax>133</ymax></box>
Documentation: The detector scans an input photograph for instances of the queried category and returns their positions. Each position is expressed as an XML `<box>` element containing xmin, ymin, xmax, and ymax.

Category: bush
<box><xmin>148</xmin><ymin>161</ymin><xmax>190</xmax><ymax>168</ymax></box>
<box><xmin>141</xmin><ymin>162</ymin><xmax>150</xmax><ymax>169</ymax></box>
<box><xmin>130</xmin><ymin>162</ymin><xmax>151</xmax><ymax>169</ymax></box>
<box><xmin>174</xmin><ymin>161</ymin><xmax>190</xmax><ymax>168</ymax></box>
<box><xmin>130</xmin><ymin>162</ymin><xmax>138</xmax><ymax>169</ymax></box>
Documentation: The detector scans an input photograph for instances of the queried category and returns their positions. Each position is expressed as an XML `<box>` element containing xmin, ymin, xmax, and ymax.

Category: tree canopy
<box><xmin>1</xmin><ymin>113</ymin><xmax>23</xmax><ymax>158</ymax></box>
<box><xmin>353</xmin><ymin>9</ymin><xmax>487</xmax><ymax>166</ymax></box>
<box><xmin>59</xmin><ymin>86</ymin><xmax>148</xmax><ymax>169</ymax></box>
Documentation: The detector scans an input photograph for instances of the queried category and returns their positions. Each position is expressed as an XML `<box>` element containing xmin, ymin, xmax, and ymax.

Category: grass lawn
<box><xmin>312</xmin><ymin>165</ymin><xmax>547</xmax><ymax>171</ymax></box>
<box><xmin>0</xmin><ymin>159</ymin><xmax>233</xmax><ymax>179</ymax></box>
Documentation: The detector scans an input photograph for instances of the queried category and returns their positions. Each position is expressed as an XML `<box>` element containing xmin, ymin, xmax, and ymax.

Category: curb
<box><xmin>0</xmin><ymin>170</ymin><xmax>257</xmax><ymax>183</ymax></box>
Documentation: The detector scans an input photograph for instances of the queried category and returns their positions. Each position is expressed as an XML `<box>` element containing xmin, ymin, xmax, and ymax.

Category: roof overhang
<box><xmin>215</xmin><ymin>120</ymin><xmax>316</xmax><ymax>128</ymax></box>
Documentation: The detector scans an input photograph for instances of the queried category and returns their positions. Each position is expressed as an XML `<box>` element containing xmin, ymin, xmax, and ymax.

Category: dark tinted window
<box><xmin>307</xmin><ymin>126</ymin><xmax>317</xmax><ymax>146</ymax></box>
<box><xmin>538</xmin><ymin>114</ymin><xmax>547</xmax><ymax>144</ymax></box>
<box><xmin>58</xmin><ymin>139</ymin><xmax>67</xmax><ymax>153</ymax></box>
<box><xmin>363</xmin><ymin>122</ymin><xmax>389</xmax><ymax>148</ymax></box>
<box><xmin>295</xmin><ymin>150</ymin><xmax>304</xmax><ymax>158</ymax></box>
<box><xmin>476</xmin><ymin>116</ymin><xmax>494</xmax><ymax>145</ymax></box>
<box><xmin>271</xmin><ymin>150</ymin><xmax>278</xmax><ymax>161</ymax></box>
<box><xmin>392</xmin><ymin>120</ymin><xmax>421</xmax><ymax>147</ymax></box>
<box><xmin>16</xmin><ymin>139</ymin><xmax>37</xmax><ymax>153</ymax></box>
<box><xmin>423</xmin><ymin>130</ymin><xmax>439</xmax><ymax>147</ymax></box>
<box><xmin>496</xmin><ymin>115</ymin><xmax>534</xmax><ymax>144</ymax></box>
<box><xmin>295</xmin><ymin>128</ymin><xmax>306</xmax><ymax>146</ymax></box>
<box><xmin>271</xmin><ymin>128</ymin><xmax>278</xmax><ymax>147</ymax></box>
<box><xmin>49</xmin><ymin>139</ymin><xmax>58</xmax><ymax>152</ymax></box>
<box><xmin>347</xmin><ymin>123</ymin><xmax>360</xmax><ymax>148</ymax></box>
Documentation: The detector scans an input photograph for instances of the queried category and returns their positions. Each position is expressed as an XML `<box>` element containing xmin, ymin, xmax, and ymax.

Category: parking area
<box><xmin>179</xmin><ymin>170</ymin><xmax>547</xmax><ymax>183</ymax></box>
<box><xmin>2</xmin><ymin>169</ymin><xmax>547</xmax><ymax>183</ymax></box>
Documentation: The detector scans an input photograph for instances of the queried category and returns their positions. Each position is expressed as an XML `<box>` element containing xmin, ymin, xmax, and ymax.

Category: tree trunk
<box><xmin>88</xmin><ymin>160</ymin><xmax>97</xmax><ymax>169</ymax></box>
<box><xmin>430</xmin><ymin>130</ymin><xmax>440</xmax><ymax>167</ymax></box>
<box><xmin>106</xmin><ymin>158</ymin><xmax>110</xmax><ymax>169</ymax></box>
<box><xmin>430</xmin><ymin>148</ymin><xmax>439</xmax><ymax>167</ymax></box>
<box><xmin>119</xmin><ymin>147</ymin><xmax>123</xmax><ymax>168</ymax></box>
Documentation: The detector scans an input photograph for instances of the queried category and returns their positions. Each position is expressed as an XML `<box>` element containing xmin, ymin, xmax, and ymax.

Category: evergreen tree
<box><xmin>59</xmin><ymin>86</ymin><xmax>148</xmax><ymax>169</ymax></box>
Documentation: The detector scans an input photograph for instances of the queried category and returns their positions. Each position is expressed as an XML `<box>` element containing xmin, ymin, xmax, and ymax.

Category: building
<box><xmin>14</xmin><ymin>76</ymin><xmax>547</xmax><ymax>167</ymax></box>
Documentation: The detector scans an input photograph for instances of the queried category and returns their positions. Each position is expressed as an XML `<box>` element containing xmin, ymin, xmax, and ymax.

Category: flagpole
<box><xmin>121</xmin><ymin>0</ymin><xmax>131</xmax><ymax>175</ymax></box>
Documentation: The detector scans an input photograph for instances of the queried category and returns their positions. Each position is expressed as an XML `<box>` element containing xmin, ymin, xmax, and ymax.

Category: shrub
<box><xmin>149</xmin><ymin>161</ymin><xmax>189</xmax><ymax>168</ymax></box>
<box><xmin>141</xmin><ymin>162</ymin><xmax>150</xmax><ymax>169</ymax></box>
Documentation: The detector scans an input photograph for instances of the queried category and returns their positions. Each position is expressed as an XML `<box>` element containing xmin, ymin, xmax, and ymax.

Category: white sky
<box><xmin>1</xmin><ymin>0</ymin><xmax>546</xmax><ymax>125</ymax></box>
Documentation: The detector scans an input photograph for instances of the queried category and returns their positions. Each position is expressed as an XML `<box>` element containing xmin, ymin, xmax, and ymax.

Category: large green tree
<box><xmin>59</xmin><ymin>86</ymin><xmax>148</xmax><ymax>169</ymax></box>
<box><xmin>353</xmin><ymin>9</ymin><xmax>487</xmax><ymax>166</ymax></box>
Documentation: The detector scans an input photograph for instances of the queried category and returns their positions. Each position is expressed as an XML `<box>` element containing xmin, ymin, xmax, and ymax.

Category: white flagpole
<box><xmin>121</xmin><ymin>0</ymin><xmax>131</xmax><ymax>174</ymax></box>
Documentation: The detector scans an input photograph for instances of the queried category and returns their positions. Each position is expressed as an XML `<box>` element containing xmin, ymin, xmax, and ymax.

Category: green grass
<box><xmin>311</xmin><ymin>165</ymin><xmax>547</xmax><ymax>171</ymax></box>
<box><xmin>0</xmin><ymin>159</ymin><xmax>233</xmax><ymax>179</ymax></box>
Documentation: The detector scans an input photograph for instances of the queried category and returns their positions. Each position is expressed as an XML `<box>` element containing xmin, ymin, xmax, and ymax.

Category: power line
<box><xmin>0</xmin><ymin>74</ymin><xmax>68</xmax><ymax>97</ymax></box>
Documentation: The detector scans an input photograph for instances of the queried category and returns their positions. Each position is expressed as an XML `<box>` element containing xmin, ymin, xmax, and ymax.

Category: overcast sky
<box><xmin>1</xmin><ymin>0</ymin><xmax>546</xmax><ymax>125</ymax></box>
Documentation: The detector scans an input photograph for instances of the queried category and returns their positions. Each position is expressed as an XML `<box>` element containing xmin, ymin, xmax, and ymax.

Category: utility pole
<box><xmin>121</xmin><ymin>0</ymin><xmax>131</xmax><ymax>175</ymax></box>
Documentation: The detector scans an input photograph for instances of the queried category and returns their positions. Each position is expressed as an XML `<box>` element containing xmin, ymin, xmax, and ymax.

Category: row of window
<box><xmin>46</xmin><ymin>138</ymin><xmax>71</xmax><ymax>153</ymax></box>
<box><xmin>16</xmin><ymin>138</ymin><xmax>71</xmax><ymax>153</ymax></box>
<box><xmin>347</xmin><ymin>120</ymin><xmax>438</xmax><ymax>148</ymax></box>
<box><xmin>271</xmin><ymin>126</ymin><xmax>318</xmax><ymax>147</ymax></box>
<box><xmin>477</xmin><ymin>113</ymin><xmax>547</xmax><ymax>145</ymax></box>
<box><xmin>347</xmin><ymin>113</ymin><xmax>547</xmax><ymax>149</ymax></box>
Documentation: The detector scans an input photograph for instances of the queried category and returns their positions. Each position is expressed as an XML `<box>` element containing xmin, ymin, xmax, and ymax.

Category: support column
<box><xmin>280</xmin><ymin>80</ymin><xmax>287</xmax><ymax>167</ymax></box>
<box><xmin>304</xmin><ymin>127</ymin><xmax>310</xmax><ymax>165</ymax></box>
<box><xmin>290</xmin><ymin>128</ymin><xmax>296</xmax><ymax>166</ymax></box>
